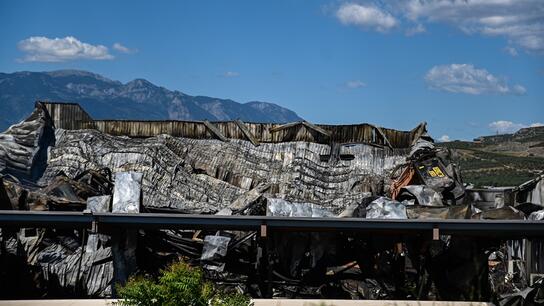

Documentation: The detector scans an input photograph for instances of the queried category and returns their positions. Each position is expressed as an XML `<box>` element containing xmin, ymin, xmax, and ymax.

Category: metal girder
<box><xmin>203</xmin><ymin>120</ymin><xmax>228</xmax><ymax>142</ymax></box>
<box><xmin>0</xmin><ymin>211</ymin><xmax>93</xmax><ymax>228</ymax></box>
<box><xmin>0</xmin><ymin>210</ymin><xmax>544</xmax><ymax>238</ymax></box>
<box><xmin>269</xmin><ymin>121</ymin><xmax>331</xmax><ymax>138</ymax></box>
<box><xmin>235</xmin><ymin>119</ymin><xmax>260</xmax><ymax>146</ymax></box>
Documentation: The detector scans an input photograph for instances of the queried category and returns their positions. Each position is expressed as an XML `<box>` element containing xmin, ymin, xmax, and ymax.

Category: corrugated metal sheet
<box><xmin>39</xmin><ymin>101</ymin><xmax>425</xmax><ymax>148</ymax></box>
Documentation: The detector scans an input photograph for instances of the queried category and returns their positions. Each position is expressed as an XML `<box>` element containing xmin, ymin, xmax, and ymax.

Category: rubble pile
<box><xmin>0</xmin><ymin>102</ymin><xmax>543</xmax><ymax>303</ymax></box>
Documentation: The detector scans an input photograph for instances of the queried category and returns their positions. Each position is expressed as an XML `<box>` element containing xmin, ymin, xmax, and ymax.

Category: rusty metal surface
<box><xmin>40</xmin><ymin>101</ymin><xmax>424</xmax><ymax>148</ymax></box>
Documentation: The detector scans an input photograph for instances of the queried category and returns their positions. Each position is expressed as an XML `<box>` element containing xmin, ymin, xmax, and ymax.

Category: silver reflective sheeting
<box><xmin>201</xmin><ymin>235</ymin><xmax>231</xmax><ymax>272</ymax></box>
<box><xmin>86</xmin><ymin>195</ymin><xmax>111</xmax><ymax>253</ymax></box>
<box><xmin>87</xmin><ymin>195</ymin><xmax>111</xmax><ymax>213</ymax></box>
<box><xmin>266</xmin><ymin>198</ymin><xmax>335</xmax><ymax>218</ymax></box>
<box><xmin>112</xmin><ymin>172</ymin><xmax>143</xmax><ymax>213</ymax></box>
<box><xmin>400</xmin><ymin>185</ymin><xmax>443</xmax><ymax>206</ymax></box>
<box><xmin>529</xmin><ymin>210</ymin><xmax>544</xmax><ymax>220</ymax></box>
<box><xmin>366</xmin><ymin>197</ymin><xmax>408</xmax><ymax>219</ymax></box>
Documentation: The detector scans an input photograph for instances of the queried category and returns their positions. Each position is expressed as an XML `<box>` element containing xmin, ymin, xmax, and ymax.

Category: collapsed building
<box><xmin>0</xmin><ymin>102</ymin><xmax>543</xmax><ymax>303</ymax></box>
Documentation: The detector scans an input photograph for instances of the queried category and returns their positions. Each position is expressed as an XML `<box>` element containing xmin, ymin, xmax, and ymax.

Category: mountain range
<box><xmin>0</xmin><ymin>70</ymin><xmax>302</xmax><ymax>131</ymax></box>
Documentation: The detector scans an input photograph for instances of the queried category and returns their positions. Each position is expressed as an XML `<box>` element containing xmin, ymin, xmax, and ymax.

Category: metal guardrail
<box><xmin>1</xmin><ymin>210</ymin><xmax>544</xmax><ymax>238</ymax></box>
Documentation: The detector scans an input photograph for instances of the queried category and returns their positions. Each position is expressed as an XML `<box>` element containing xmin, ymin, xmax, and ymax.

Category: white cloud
<box><xmin>425</xmin><ymin>64</ymin><xmax>526</xmax><ymax>95</ymax></box>
<box><xmin>336</xmin><ymin>3</ymin><xmax>397</xmax><ymax>32</ymax></box>
<box><xmin>401</xmin><ymin>0</ymin><xmax>544</xmax><ymax>54</ymax></box>
<box><xmin>489</xmin><ymin>121</ymin><xmax>543</xmax><ymax>134</ymax></box>
<box><xmin>221</xmin><ymin>71</ymin><xmax>240</xmax><ymax>78</ymax></box>
<box><xmin>345</xmin><ymin>80</ymin><xmax>366</xmax><ymax>89</ymax></box>
<box><xmin>489</xmin><ymin>121</ymin><xmax>525</xmax><ymax>133</ymax></box>
<box><xmin>405</xmin><ymin>24</ymin><xmax>426</xmax><ymax>36</ymax></box>
<box><xmin>504</xmin><ymin>46</ymin><xmax>518</xmax><ymax>56</ymax></box>
<box><xmin>17</xmin><ymin>36</ymin><xmax>113</xmax><ymax>62</ymax></box>
<box><xmin>113</xmin><ymin>42</ymin><xmax>137</xmax><ymax>54</ymax></box>
<box><xmin>331</xmin><ymin>1</ymin><xmax>544</xmax><ymax>54</ymax></box>
<box><xmin>512</xmin><ymin>84</ymin><xmax>527</xmax><ymax>95</ymax></box>
<box><xmin>438</xmin><ymin>135</ymin><xmax>451</xmax><ymax>142</ymax></box>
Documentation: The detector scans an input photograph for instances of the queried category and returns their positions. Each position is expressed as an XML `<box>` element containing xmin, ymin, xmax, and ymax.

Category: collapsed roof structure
<box><xmin>0</xmin><ymin>102</ymin><xmax>543</xmax><ymax>303</ymax></box>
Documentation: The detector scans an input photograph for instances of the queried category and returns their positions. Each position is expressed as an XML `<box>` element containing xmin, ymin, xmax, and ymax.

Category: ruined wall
<box><xmin>0</xmin><ymin>103</ymin><xmax>54</xmax><ymax>180</ymax></box>
<box><xmin>40</xmin><ymin>128</ymin><xmax>407</xmax><ymax>213</ymax></box>
<box><xmin>41</xmin><ymin>102</ymin><xmax>425</xmax><ymax>148</ymax></box>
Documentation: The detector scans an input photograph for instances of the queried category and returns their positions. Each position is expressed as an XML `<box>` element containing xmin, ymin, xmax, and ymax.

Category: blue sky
<box><xmin>1</xmin><ymin>0</ymin><xmax>543</xmax><ymax>141</ymax></box>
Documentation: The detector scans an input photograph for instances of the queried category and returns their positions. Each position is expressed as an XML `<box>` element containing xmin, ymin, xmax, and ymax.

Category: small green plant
<box><xmin>116</xmin><ymin>261</ymin><xmax>252</xmax><ymax>306</ymax></box>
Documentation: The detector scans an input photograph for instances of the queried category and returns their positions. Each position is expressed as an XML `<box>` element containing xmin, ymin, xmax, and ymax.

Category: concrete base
<box><xmin>252</xmin><ymin>300</ymin><xmax>492</xmax><ymax>306</ymax></box>
<box><xmin>0</xmin><ymin>299</ymin><xmax>493</xmax><ymax>306</ymax></box>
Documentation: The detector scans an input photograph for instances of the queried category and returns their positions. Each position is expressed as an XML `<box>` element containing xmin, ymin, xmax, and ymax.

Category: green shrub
<box><xmin>116</xmin><ymin>261</ymin><xmax>252</xmax><ymax>306</ymax></box>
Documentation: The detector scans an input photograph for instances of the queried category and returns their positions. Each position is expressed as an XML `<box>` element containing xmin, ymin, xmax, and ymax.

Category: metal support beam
<box><xmin>269</xmin><ymin>121</ymin><xmax>331</xmax><ymax>139</ymax></box>
<box><xmin>235</xmin><ymin>120</ymin><xmax>260</xmax><ymax>146</ymax></box>
<box><xmin>203</xmin><ymin>120</ymin><xmax>228</xmax><ymax>142</ymax></box>
<box><xmin>269</xmin><ymin>121</ymin><xmax>303</xmax><ymax>133</ymax></box>
<box><xmin>368</xmin><ymin>124</ymin><xmax>393</xmax><ymax>150</ymax></box>
<box><xmin>301</xmin><ymin>121</ymin><xmax>331</xmax><ymax>138</ymax></box>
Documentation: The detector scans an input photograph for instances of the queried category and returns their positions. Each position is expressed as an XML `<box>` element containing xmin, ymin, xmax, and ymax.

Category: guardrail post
<box><xmin>433</xmin><ymin>226</ymin><xmax>439</xmax><ymax>241</ymax></box>
<box><xmin>257</xmin><ymin>223</ymin><xmax>273</xmax><ymax>298</ymax></box>
<box><xmin>111</xmin><ymin>227</ymin><xmax>138</xmax><ymax>296</ymax></box>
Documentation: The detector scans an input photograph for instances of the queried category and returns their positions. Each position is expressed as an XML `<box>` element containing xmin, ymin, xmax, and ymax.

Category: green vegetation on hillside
<box><xmin>437</xmin><ymin>141</ymin><xmax>544</xmax><ymax>187</ymax></box>
<box><xmin>462</xmin><ymin>169</ymin><xmax>537</xmax><ymax>188</ymax></box>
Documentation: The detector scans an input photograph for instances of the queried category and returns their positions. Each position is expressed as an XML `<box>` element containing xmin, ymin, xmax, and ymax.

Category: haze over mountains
<box><xmin>0</xmin><ymin>70</ymin><xmax>302</xmax><ymax>131</ymax></box>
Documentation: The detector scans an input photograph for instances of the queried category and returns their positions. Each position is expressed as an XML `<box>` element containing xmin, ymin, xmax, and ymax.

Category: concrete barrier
<box><xmin>0</xmin><ymin>299</ymin><xmax>494</xmax><ymax>306</ymax></box>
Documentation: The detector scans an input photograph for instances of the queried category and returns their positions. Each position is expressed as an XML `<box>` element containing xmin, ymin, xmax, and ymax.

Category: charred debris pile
<box><xmin>0</xmin><ymin>102</ymin><xmax>543</xmax><ymax>303</ymax></box>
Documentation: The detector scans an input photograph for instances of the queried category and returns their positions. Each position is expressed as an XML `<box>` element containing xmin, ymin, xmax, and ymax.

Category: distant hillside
<box><xmin>0</xmin><ymin>70</ymin><xmax>302</xmax><ymax>131</ymax></box>
<box><xmin>438</xmin><ymin>126</ymin><xmax>544</xmax><ymax>187</ymax></box>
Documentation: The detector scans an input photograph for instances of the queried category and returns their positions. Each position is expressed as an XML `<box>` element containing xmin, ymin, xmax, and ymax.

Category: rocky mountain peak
<box><xmin>0</xmin><ymin>70</ymin><xmax>303</xmax><ymax>130</ymax></box>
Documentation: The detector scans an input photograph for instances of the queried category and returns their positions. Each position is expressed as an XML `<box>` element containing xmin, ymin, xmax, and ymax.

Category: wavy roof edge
<box><xmin>39</xmin><ymin>101</ymin><xmax>427</xmax><ymax>148</ymax></box>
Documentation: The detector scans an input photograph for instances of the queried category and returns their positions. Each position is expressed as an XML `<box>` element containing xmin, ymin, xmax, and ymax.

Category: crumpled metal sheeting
<box><xmin>408</xmin><ymin>137</ymin><xmax>435</xmax><ymax>159</ymax></box>
<box><xmin>17</xmin><ymin>229</ymin><xmax>44</xmax><ymax>265</ymax></box>
<box><xmin>528</xmin><ymin>177</ymin><xmax>543</xmax><ymax>206</ymax></box>
<box><xmin>365</xmin><ymin>197</ymin><xmax>408</xmax><ymax>219</ymax></box>
<box><xmin>87</xmin><ymin>195</ymin><xmax>111</xmax><ymax>213</ymax></box>
<box><xmin>0</xmin><ymin>169</ymin><xmax>117</xmax><ymax>297</ymax></box>
<box><xmin>112</xmin><ymin>172</ymin><xmax>142</xmax><ymax>213</ymax></box>
<box><xmin>41</xmin><ymin>131</ymin><xmax>247</xmax><ymax>213</ymax></box>
<box><xmin>529</xmin><ymin>209</ymin><xmax>544</xmax><ymax>220</ymax></box>
<box><xmin>266</xmin><ymin>198</ymin><xmax>335</xmax><ymax>217</ymax></box>
<box><xmin>228</xmin><ymin>183</ymin><xmax>270</xmax><ymax>213</ymax></box>
<box><xmin>11</xmin><ymin>227</ymin><xmax>114</xmax><ymax>297</ymax></box>
<box><xmin>472</xmin><ymin>206</ymin><xmax>525</xmax><ymax>220</ymax></box>
<box><xmin>340</xmin><ymin>278</ymin><xmax>393</xmax><ymax>300</ymax></box>
<box><xmin>517</xmin><ymin>174</ymin><xmax>544</xmax><ymax>207</ymax></box>
<box><xmin>38</xmin><ymin>245</ymin><xmax>113</xmax><ymax>297</ymax></box>
<box><xmin>0</xmin><ymin>177</ymin><xmax>10</xmax><ymax>210</ymax></box>
<box><xmin>1</xmin><ymin>178</ymin><xmax>28</xmax><ymax>210</ymax></box>
<box><xmin>406</xmin><ymin>204</ymin><xmax>472</xmax><ymax>220</ymax></box>
<box><xmin>86</xmin><ymin>195</ymin><xmax>111</xmax><ymax>252</ymax></box>
<box><xmin>0</xmin><ymin>103</ymin><xmax>54</xmax><ymax>180</ymax></box>
<box><xmin>498</xmin><ymin>279</ymin><xmax>544</xmax><ymax>306</ymax></box>
<box><xmin>40</xmin><ymin>129</ymin><xmax>407</xmax><ymax>213</ymax></box>
<box><xmin>201</xmin><ymin>235</ymin><xmax>231</xmax><ymax>272</ymax></box>
<box><xmin>398</xmin><ymin>185</ymin><xmax>443</xmax><ymax>206</ymax></box>
<box><xmin>270</xmin><ymin>231</ymin><xmax>339</xmax><ymax>281</ymax></box>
